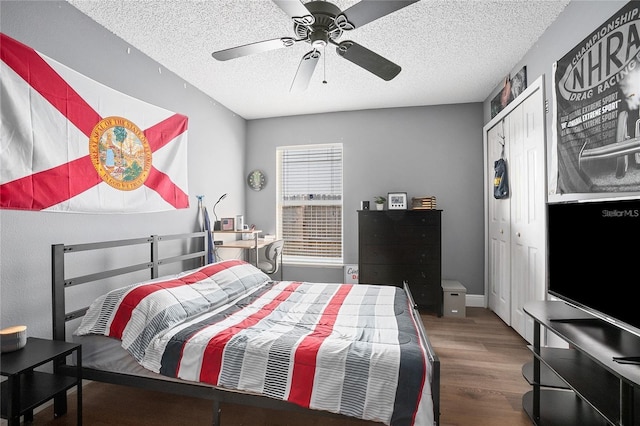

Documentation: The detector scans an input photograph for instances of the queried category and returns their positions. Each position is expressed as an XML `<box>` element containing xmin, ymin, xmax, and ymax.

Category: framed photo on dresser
<box><xmin>387</xmin><ymin>192</ymin><xmax>407</xmax><ymax>210</ymax></box>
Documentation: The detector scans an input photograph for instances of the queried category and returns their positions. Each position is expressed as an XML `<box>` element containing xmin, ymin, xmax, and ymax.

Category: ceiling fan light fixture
<box><xmin>212</xmin><ymin>0</ymin><xmax>419</xmax><ymax>90</ymax></box>
<box><xmin>310</xmin><ymin>30</ymin><xmax>328</xmax><ymax>49</ymax></box>
<box><xmin>312</xmin><ymin>40</ymin><xmax>326</xmax><ymax>49</ymax></box>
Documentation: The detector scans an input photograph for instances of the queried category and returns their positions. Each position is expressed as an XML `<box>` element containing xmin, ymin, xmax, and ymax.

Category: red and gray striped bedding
<box><xmin>76</xmin><ymin>259</ymin><xmax>434</xmax><ymax>426</ymax></box>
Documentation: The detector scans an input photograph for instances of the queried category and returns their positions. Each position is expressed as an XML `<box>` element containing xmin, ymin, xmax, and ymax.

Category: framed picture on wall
<box><xmin>387</xmin><ymin>192</ymin><xmax>407</xmax><ymax>210</ymax></box>
<box><xmin>490</xmin><ymin>66</ymin><xmax>527</xmax><ymax>119</ymax></box>
<box><xmin>221</xmin><ymin>217</ymin><xmax>235</xmax><ymax>231</ymax></box>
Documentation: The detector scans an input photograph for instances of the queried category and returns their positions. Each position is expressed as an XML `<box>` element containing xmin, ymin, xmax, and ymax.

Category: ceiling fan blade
<box><xmin>340</xmin><ymin>0</ymin><xmax>420</xmax><ymax>29</ymax></box>
<box><xmin>336</xmin><ymin>41</ymin><xmax>401</xmax><ymax>81</ymax></box>
<box><xmin>290</xmin><ymin>50</ymin><xmax>320</xmax><ymax>92</ymax></box>
<box><xmin>212</xmin><ymin>37</ymin><xmax>297</xmax><ymax>61</ymax></box>
<box><xmin>272</xmin><ymin>0</ymin><xmax>314</xmax><ymax>25</ymax></box>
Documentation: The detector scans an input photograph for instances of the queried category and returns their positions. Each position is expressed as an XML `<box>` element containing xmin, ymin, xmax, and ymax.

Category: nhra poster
<box><xmin>553</xmin><ymin>2</ymin><xmax>640</xmax><ymax>195</ymax></box>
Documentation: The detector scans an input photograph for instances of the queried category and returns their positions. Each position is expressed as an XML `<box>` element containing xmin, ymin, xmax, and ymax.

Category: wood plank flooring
<box><xmin>422</xmin><ymin>308</ymin><xmax>533</xmax><ymax>426</ymax></box>
<box><xmin>21</xmin><ymin>307</ymin><xmax>533</xmax><ymax>426</ymax></box>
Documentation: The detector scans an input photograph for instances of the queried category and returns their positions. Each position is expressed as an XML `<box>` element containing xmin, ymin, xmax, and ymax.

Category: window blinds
<box><xmin>277</xmin><ymin>144</ymin><xmax>343</xmax><ymax>263</ymax></box>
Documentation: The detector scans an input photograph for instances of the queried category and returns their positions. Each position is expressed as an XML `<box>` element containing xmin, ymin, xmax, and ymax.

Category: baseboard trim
<box><xmin>466</xmin><ymin>294</ymin><xmax>486</xmax><ymax>308</ymax></box>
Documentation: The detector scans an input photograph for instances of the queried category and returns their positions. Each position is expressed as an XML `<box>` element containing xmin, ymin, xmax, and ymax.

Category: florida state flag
<box><xmin>0</xmin><ymin>33</ymin><xmax>189</xmax><ymax>213</ymax></box>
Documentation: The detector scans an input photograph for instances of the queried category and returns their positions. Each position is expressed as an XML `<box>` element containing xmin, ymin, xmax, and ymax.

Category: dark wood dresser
<box><xmin>358</xmin><ymin>209</ymin><xmax>442</xmax><ymax>315</ymax></box>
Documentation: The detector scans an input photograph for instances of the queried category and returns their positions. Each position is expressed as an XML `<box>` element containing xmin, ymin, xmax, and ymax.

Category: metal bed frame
<box><xmin>51</xmin><ymin>232</ymin><xmax>440</xmax><ymax>425</ymax></box>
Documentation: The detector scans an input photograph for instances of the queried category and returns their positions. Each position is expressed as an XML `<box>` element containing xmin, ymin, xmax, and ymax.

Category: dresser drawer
<box><xmin>393</xmin><ymin>211</ymin><xmax>441</xmax><ymax>228</ymax></box>
<box><xmin>359</xmin><ymin>226</ymin><xmax>396</xmax><ymax>244</ymax></box>
<box><xmin>359</xmin><ymin>244</ymin><xmax>440</xmax><ymax>265</ymax></box>
<box><xmin>359</xmin><ymin>264</ymin><xmax>441</xmax><ymax>286</ymax></box>
<box><xmin>361</xmin><ymin>228</ymin><xmax>440</xmax><ymax>245</ymax></box>
<box><xmin>408</xmin><ymin>283</ymin><xmax>442</xmax><ymax>311</ymax></box>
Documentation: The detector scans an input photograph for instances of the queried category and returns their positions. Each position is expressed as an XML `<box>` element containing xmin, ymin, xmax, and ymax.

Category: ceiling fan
<box><xmin>211</xmin><ymin>0</ymin><xmax>420</xmax><ymax>92</ymax></box>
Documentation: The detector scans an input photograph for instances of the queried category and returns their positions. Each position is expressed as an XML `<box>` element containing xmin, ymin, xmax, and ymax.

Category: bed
<box><xmin>51</xmin><ymin>232</ymin><xmax>440</xmax><ymax>425</ymax></box>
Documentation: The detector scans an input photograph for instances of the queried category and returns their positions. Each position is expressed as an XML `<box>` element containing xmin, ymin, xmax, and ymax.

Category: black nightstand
<box><xmin>1</xmin><ymin>337</ymin><xmax>82</xmax><ymax>425</ymax></box>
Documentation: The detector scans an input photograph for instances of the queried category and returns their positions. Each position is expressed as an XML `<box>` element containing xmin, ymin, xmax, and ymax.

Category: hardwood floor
<box><xmin>24</xmin><ymin>307</ymin><xmax>533</xmax><ymax>426</ymax></box>
<box><xmin>422</xmin><ymin>307</ymin><xmax>533</xmax><ymax>426</ymax></box>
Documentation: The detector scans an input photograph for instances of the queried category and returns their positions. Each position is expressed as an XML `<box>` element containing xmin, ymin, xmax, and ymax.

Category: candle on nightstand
<box><xmin>1</xmin><ymin>325</ymin><xmax>27</xmax><ymax>352</ymax></box>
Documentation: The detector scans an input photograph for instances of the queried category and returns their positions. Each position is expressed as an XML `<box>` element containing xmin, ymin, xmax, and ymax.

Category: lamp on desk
<box><xmin>212</xmin><ymin>193</ymin><xmax>227</xmax><ymax>231</ymax></box>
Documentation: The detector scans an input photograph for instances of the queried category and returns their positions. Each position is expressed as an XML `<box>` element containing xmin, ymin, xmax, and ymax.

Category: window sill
<box><xmin>283</xmin><ymin>260</ymin><xmax>344</xmax><ymax>269</ymax></box>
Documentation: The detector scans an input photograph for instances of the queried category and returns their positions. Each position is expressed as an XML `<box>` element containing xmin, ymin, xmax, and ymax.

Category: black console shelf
<box><xmin>523</xmin><ymin>301</ymin><xmax>640</xmax><ymax>426</ymax></box>
<box><xmin>521</xmin><ymin>359</ymin><xmax>568</xmax><ymax>390</ymax></box>
<box><xmin>522</xmin><ymin>390</ymin><xmax>607</xmax><ymax>426</ymax></box>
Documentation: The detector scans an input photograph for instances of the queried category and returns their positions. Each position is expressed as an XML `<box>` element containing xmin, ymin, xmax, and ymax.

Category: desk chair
<box><xmin>257</xmin><ymin>240</ymin><xmax>284</xmax><ymax>281</ymax></box>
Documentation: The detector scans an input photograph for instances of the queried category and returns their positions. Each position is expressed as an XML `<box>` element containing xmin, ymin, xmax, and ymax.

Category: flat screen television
<box><xmin>547</xmin><ymin>198</ymin><xmax>640</xmax><ymax>338</ymax></box>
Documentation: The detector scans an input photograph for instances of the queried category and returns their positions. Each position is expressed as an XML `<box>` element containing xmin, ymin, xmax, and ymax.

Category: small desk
<box><xmin>213</xmin><ymin>230</ymin><xmax>268</xmax><ymax>266</ymax></box>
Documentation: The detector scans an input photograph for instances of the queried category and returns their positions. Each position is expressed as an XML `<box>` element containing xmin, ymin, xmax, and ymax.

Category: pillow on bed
<box><xmin>75</xmin><ymin>259</ymin><xmax>271</xmax><ymax>359</ymax></box>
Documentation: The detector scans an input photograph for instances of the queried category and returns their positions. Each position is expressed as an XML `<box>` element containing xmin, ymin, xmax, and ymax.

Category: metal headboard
<box><xmin>51</xmin><ymin>232</ymin><xmax>207</xmax><ymax>342</ymax></box>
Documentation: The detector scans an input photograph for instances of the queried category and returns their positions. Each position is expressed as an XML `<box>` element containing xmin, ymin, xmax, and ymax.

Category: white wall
<box><xmin>0</xmin><ymin>1</ymin><xmax>247</xmax><ymax>338</ymax></box>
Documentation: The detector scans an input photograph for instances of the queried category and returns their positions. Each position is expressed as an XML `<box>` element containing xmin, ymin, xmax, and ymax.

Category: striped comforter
<box><xmin>76</xmin><ymin>260</ymin><xmax>434</xmax><ymax>426</ymax></box>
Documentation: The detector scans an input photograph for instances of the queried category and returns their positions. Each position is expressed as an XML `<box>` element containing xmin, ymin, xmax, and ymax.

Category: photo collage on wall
<box><xmin>490</xmin><ymin>66</ymin><xmax>527</xmax><ymax>119</ymax></box>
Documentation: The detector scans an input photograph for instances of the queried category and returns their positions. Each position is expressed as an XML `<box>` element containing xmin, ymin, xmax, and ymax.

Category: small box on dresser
<box><xmin>442</xmin><ymin>280</ymin><xmax>466</xmax><ymax>317</ymax></box>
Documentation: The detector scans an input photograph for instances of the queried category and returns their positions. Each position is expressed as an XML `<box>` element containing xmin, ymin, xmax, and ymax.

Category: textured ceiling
<box><xmin>67</xmin><ymin>0</ymin><xmax>571</xmax><ymax>120</ymax></box>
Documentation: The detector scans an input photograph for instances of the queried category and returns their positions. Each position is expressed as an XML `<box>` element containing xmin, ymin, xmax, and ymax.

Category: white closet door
<box><xmin>509</xmin><ymin>86</ymin><xmax>546</xmax><ymax>343</ymax></box>
<box><xmin>484</xmin><ymin>76</ymin><xmax>546</xmax><ymax>343</ymax></box>
<box><xmin>486</xmin><ymin>121</ymin><xmax>511</xmax><ymax>325</ymax></box>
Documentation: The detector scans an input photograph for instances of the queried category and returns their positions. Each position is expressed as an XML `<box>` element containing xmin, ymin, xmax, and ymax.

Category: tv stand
<box><xmin>523</xmin><ymin>301</ymin><xmax>640</xmax><ymax>425</ymax></box>
<box><xmin>545</xmin><ymin>302</ymin><xmax>596</xmax><ymax>322</ymax></box>
<box><xmin>613</xmin><ymin>356</ymin><xmax>640</xmax><ymax>365</ymax></box>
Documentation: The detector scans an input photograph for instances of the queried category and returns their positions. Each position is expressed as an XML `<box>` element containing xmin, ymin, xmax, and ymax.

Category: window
<box><xmin>276</xmin><ymin>144</ymin><xmax>343</xmax><ymax>265</ymax></box>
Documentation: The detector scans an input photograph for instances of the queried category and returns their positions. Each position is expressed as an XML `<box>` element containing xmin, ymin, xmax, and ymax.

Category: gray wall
<box><xmin>245</xmin><ymin>105</ymin><xmax>485</xmax><ymax>291</ymax></box>
<box><xmin>0</xmin><ymin>1</ymin><xmax>247</xmax><ymax>338</ymax></box>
